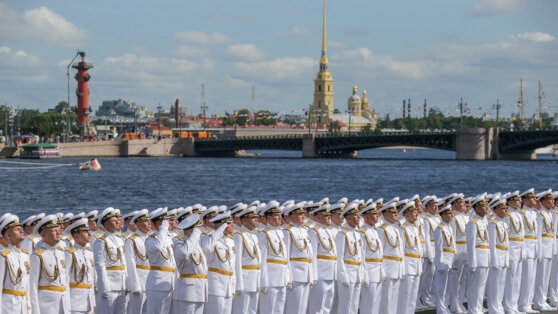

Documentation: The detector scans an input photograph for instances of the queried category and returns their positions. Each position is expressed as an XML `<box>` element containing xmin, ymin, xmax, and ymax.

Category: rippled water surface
<box><xmin>2</xmin><ymin>148</ymin><xmax>557</xmax><ymax>216</ymax></box>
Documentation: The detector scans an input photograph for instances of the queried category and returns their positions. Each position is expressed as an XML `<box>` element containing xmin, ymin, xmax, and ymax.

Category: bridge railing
<box><xmin>196</xmin><ymin>130</ymin><xmax>456</xmax><ymax>141</ymax></box>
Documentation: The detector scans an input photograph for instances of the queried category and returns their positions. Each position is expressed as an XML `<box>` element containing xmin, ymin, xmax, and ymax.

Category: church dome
<box><xmin>348</xmin><ymin>85</ymin><xmax>361</xmax><ymax>103</ymax></box>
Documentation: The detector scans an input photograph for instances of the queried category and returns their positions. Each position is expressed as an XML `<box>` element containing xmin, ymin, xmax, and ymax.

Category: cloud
<box><xmin>232</xmin><ymin>57</ymin><xmax>315</xmax><ymax>83</ymax></box>
<box><xmin>172</xmin><ymin>31</ymin><xmax>233</xmax><ymax>45</ymax></box>
<box><xmin>0</xmin><ymin>46</ymin><xmax>39</xmax><ymax>67</ymax></box>
<box><xmin>95</xmin><ymin>54</ymin><xmax>204</xmax><ymax>92</ymax></box>
<box><xmin>0</xmin><ymin>3</ymin><xmax>88</xmax><ymax>47</ymax></box>
<box><xmin>344</xmin><ymin>27</ymin><xmax>369</xmax><ymax>37</ymax></box>
<box><xmin>335</xmin><ymin>48</ymin><xmax>432</xmax><ymax>79</ymax></box>
<box><xmin>471</xmin><ymin>0</ymin><xmax>526</xmax><ymax>16</ymax></box>
<box><xmin>173</xmin><ymin>45</ymin><xmax>211</xmax><ymax>58</ymax></box>
<box><xmin>280</xmin><ymin>26</ymin><xmax>314</xmax><ymax>37</ymax></box>
<box><xmin>226</xmin><ymin>44</ymin><xmax>266</xmax><ymax>62</ymax></box>
<box><xmin>515</xmin><ymin>32</ymin><xmax>555</xmax><ymax>42</ymax></box>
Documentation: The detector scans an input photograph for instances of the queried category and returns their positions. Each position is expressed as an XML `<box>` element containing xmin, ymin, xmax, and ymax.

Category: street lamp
<box><xmin>66</xmin><ymin>51</ymin><xmax>80</xmax><ymax>143</ymax></box>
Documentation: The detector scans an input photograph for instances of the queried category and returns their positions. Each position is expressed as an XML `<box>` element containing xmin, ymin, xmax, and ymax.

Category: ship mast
<box><xmin>519</xmin><ymin>78</ymin><xmax>524</xmax><ymax>123</ymax></box>
<box><xmin>539</xmin><ymin>81</ymin><xmax>544</xmax><ymax>129</ymax></box>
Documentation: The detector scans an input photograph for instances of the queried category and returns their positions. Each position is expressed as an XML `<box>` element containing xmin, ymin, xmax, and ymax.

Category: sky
<box><xmin>1</xmin><ymin>0</ymin><xmax>557</xmax><ymax>119</ymax></box>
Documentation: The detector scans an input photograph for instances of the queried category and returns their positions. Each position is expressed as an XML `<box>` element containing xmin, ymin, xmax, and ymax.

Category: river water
<box><xmin>2</xmin><ymin>148</ymin><xmax>557</xmax><ymax>216</ymax></box>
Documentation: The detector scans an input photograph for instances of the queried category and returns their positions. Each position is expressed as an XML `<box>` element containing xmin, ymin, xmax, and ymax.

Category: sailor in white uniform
<box><xmin>448</xmin><ymin>193</ymin><xmax>469</xmax><ymax>314</ymax></box>
<box><xmin>258</xmin><ymin>201</ymin><xmax>290</xmax><ymax>314</ymax></box>
<box><xmin>121</xmin><ymin>211</ymin><xmax>138</xmax><ymax>239</ymax></box>
<box><xmin>21</xmin><ymin>214</ymin><xmax>44</xmax><ymax>253</ymax></box>
<box><xmin>92</xmin><ymin>207</ymin><xmax>127</xmax><ymax>314</ymax></box>
<box><xmin>359</xmin><ymin>203</ymin><xmax>383</xmax><ymax>314</ymax></box>
<box><xmin>232</xmin><ymin>206</ymin><xmax>262</xmax><ymax>314</ymax></box>
<box><xmin>549</xmin><ymin>192</ymin><xmax>558</xmax><ymax>308</ymax></box>
<box><xmin>173</xmin><ymin>214</ymin><xmax>208</xmax><ymax>314</ymax></box>
<box><xmin>124</xmin><ymin>209</ymin><xmax>151</xmax><ymax>314</ymax></box>
<box><xmin>145</xmin><ymin>207</ymin><xmax>176</xmax><ymax>314</ymax></box>
<box><xmin>398</xmin><ymin>202</ymin><xmax>424</xmax><ymax>314</ymax></box>
<box><xmin>307</xmin><ymin>204</ymin><xmax>337</xmax><ymax>314</ymax></box>
<box><xmin>419</xmin><ymin>195</ymin><xmax>439</xmax><ymax>308</ymax></box>
<box><xmin>533</xmin><ymin>190</ymin><xmax>557</xmax><ymax>312</ymax></box>
<box><xmin>466</xmin><ymin>195</ymin><xmax>491</xmax><ymax>314</ymax></box>
<box><xmin>203</xmin><ymin>212</ymin><xmax>236</xmax><ymax>314</ymax></box>
<box><xmin>29</xmin><ymin>214</ymin><xmax>70</xmax><ymax>314</ymax></box>
<box><xmin>486</xmin><ymin>199</ymin><xmax>509</xmax><ymax>314</ymax></box>
<box><xmin>503</xmin><ymin>191</ymin><xmax>525</xmax><ymax>314</ymax></box>
<box><xmin>65</xmin><ymin>218</ymin><xmax>96</xmax><ymax>314</ymax></box>
<box><xmin>85</xmin><ymin>210</ymin><xmax>100</xmax><ymax>248</ymax></box>
<box><xmin>378</xmin><ymin>202</ymin><xmax>404</xmax><ymax>314</ymax></box>
<box><xmin>434</xmin><ymin>205</ymin><xmax>455</xmax><ymax>314</ymax></box>
<box><xmin>283</xmin><ymin>203</ymin><xmax>315</xmax><ymax>314</ymax></box>
<box><xmin>335</xmin><ymin>203</ymin><xmax>364</xmax><ymax>314</ymax></box>
<box><xmin>0</xmin><ymin>214</ymin><xmax>30</xmax><ymax>314</ymax></box>
<box><xmin>518</xmin><ymin>188</ymin><xmax>540</xmax><ymax>313</ymax></box>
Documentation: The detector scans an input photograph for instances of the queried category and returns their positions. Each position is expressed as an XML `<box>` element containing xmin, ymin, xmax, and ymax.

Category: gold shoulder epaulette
<box><xmin>21</xmin><ymin>248</ymin><xmax>29</xmax><ymax>254</ymax></box>
<box><xmin>130</xmin><ymin>234</ymin><xmax>138</xmax><ymax>240</ymax></box>
<box><xmin>85</xmin><ymin>247</ymin><xmax>92</xmax><ymax>251</ymax></box>
<box><xmin>226</xmin><ymin>234</ymin><xmax>234</xmax><ymax>239</ymax></box>
<box><xmin>401</xmin><ymin>224</ymin><xmax>408</xmax><ymax>229</ymax></box>
<box><xmin>328</xmin><ymin>225</ymin><xmax>333</xmax><ymax>229</ymax></box>
<box><xmin>342</xmin><ymin>229</ymin><xmax>348</xmax><ymax>235</ymax></box>
<box><xmin>68</xmin><ymin>247</ymin><xmax>77</xmax><ymax>253</ymax></box>
<box><xmin>472</xmin><ymin>218</ymin><xmax>478</xmax><ymax>223</ymax></box>
<box><xmin>149</xmin><ymin>233</ymin><xmax>157</xmax><ymax>238</ymax></box>
<box><xmin>29</xmin><ymin>235</ymin><xmax>36</xmax><ymax>240</ymax></box>
<box><xmin>94</xmin><ymin>233</ymin><xmax>101</xmax><ymax>239</ymax></box>
<box><xmin>56</xmin><ymin>246</ymin><xmax>64</xmax><ymax>251</ymax></box>
<box><xmin>1</xmin><ymin>249</ymin><xmax>10</xmax><ymax>257</ymax></box>
<box><xmin>555</xmin><ymin>210</ymin><xmax>558</xmax><ymax>215</ymax></box>
<box><xmin>68</xmin><ymin>235</ymin><xmax>73</xmax><ymax>241</ymax></box>
<box><xmin>177</xmin><ymin>233</ymin><xmax>184</xmax><ymax>238</ymax></box>
<box><xmin>361</xmin><ymin>227</ymin><xmax>368</xmax><ymax>232</ymax></box>
<box><xmin>231</xmin><ymin>230</ymin><xmax>237</xmax><ymax>235</ymax></box>
<box><xmin>521</xmin><ymin>209</ymin><xmax>526</xmax><ymax>214</ymax></box>
<box><xmin>34</xmin><ymin>248</ymin><xmax>46</xmax><ymax>256</ymax></box>
<box><xmin>436</xmin><ymin>214</ymin><xmax>441</xmax><ymax>218</ymax></box>
<box><xmin>100</xmin><ymin>234</ymin><xmax>107</xmax><ymax>239</ymax></box>
<box><xmin>122</xmin><ymin>232</ymin><xmax>129</xmax><ymax>238</ymax></box>
<box><xmin>380</xmin><ymin>224</ymin><xmax>387</xmax><ymax>230</ymax></box>
<box><xmin>506</xmin><ymin>211</ymin><xmax>512</xmax><ymax>216</ymax></box>
<box><xmin>439</xmin><ymin>224</ymin><xmax>445</xmax><ymax>229</ymax></box>
<box><xmin>202</xmin><ymin>230</ymin><xmax>210</xmax><ymax>235</ymax></box>
<box><xmin>313</xmin><ymin>225</ymin><xmax>320</xmax><ymax>231</ymax></box>
<box><xmin>420</xmin><ymin>214</ymin><xmax>425</xmax><ymax>218</ymax></box>
<box><xmin>238</xmin><ymin>230</ymin><xmax>244</xmax><ymax>235</ymax></box>
<box><xmin>424</xmin><ymin>215</ymin><xmax>430</xmax><ymax>220</ymax></box>
<box><xmin>285</xmin><ymin>225</ymin><xmax>292</xmax><ymax>230</ymax></box>
<box><xmin>263</xmin><ymin>228</ymin><xmax>270</xmax><ymax>232</ymax></box>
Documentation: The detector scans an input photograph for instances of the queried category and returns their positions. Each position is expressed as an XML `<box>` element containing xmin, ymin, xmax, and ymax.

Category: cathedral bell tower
<box><xmin>309</xmin><ymin>0</ymin><xmax>334</xmax><ymax>126</ymax></box>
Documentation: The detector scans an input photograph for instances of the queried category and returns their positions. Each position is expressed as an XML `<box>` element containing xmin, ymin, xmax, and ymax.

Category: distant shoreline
<box><xmin>377</xmin><ymin>146</ymin><xmax>426</xmax><ymax>149</ymax></box>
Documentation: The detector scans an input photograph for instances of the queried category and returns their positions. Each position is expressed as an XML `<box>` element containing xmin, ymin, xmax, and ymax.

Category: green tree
<box><xmin>236</xmin><ymin>109</ymin><xmax>250</xmax><ymax>126</ymax></box>
<box><xmin>329</xmin><ymin>121</ymin><xmax>341</xmax><ymax>134</ymax></box>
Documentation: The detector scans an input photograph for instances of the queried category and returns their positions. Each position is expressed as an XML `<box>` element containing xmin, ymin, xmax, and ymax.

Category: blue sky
<box><xmin>1</xmin><ymin>0</ymin><xmax>557</xmax><ymax>119</ymax></box>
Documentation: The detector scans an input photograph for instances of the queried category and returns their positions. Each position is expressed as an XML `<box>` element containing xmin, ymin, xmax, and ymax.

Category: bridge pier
<box><xmin>302</xmin><ymin>134</ymin><xmax>317</xmax><ymax>158</ymax></box>
<box><xmin>456</xmin><ymin>128</ymin><xmax>495</xmax><ymax>160</ymax></box>
<box><xmin>181</xmin><ymin>138</ymin><xmax>198</xmax><ymax>157</ymax></box>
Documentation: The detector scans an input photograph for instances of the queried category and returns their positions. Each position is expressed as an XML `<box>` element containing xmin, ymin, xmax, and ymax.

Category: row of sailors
<box><xmin>1</xmin><ymin>188</ymin><xmax>558</xmax><ymax>314</ymax></box>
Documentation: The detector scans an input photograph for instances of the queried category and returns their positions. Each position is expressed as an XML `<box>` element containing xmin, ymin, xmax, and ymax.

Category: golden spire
<box><xmin>319</xmin><ymin>0</ymin><xmax>328</xmax><ymax>67</ymax></box>
<box><xmin>322</xmin><ymin>0</ymin><xmax>326</xmax><ymax>57</ymax></box>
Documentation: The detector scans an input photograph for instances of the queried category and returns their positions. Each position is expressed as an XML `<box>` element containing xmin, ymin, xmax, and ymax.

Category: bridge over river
<box><xmin>192</xmin><ymin>128</ymin><xmax>558</xmax><ymax>160</ymax></box>
<box><xmin>8</xmin><ymin>128</ymin><xmax>554</xmax><ymax>160</ymax></box>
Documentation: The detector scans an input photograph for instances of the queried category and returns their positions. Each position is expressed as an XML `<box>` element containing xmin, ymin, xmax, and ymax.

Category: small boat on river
<box><xmin>20</xmin><ymin>143</ymin><xmax>61</xmax><ymax>159</ymax></box>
